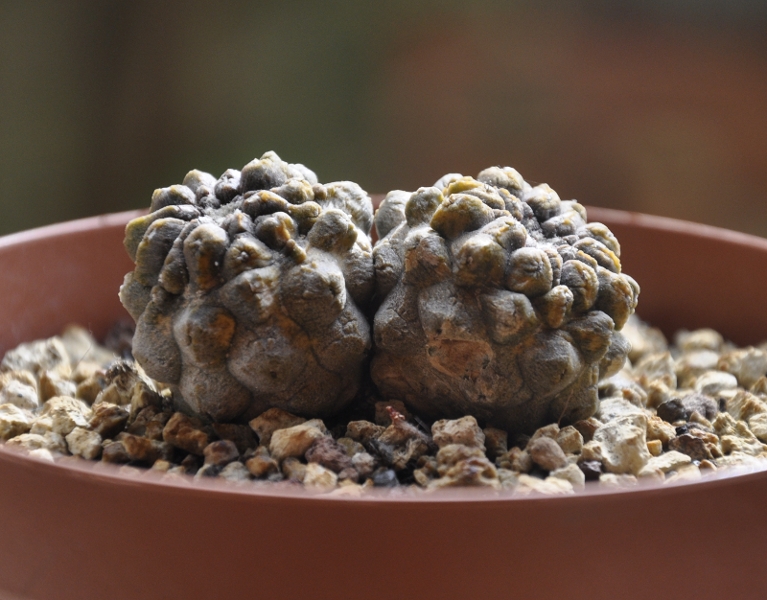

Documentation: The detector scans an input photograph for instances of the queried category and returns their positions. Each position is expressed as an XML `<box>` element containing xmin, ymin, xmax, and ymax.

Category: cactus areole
<box><xmin>121</xmin><ymin>153</ymin><xmax>638</xmax><ymax>433</ymax></box>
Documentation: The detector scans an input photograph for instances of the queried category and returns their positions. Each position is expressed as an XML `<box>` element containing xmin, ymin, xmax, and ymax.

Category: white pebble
<box><xmin>0</xmin><ymin>379</ymin><xmax>39</xmax><ymax>410</ymax></box>
<box><xmin>65</xmin><ymin>427</ymin><xmax>103</xmax><ymax>460</ymax></box>
<box><xmin>0</xmin><ymin>403</ymin><xmax>33</xmax><ymax>440</ymax></box>
<box><xmin>303</xmin><ymin>463</ymin><xmax>338</xmax><ymax>490</ymax></box>
<box><xmin>594</xmin><ymin>414</ymin><xmax>651</xmax><ymax>475</ymax></box>
<box><xmin>694</xmin><ymin>371</ymin><xmax>737</xmax><ymax>395</ymax></box>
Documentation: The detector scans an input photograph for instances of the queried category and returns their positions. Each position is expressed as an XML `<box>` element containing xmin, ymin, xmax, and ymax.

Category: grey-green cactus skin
<box><xmin>120</xmin><ymin>152</ymin><xmax>374</xmax><ymax>422</ymax></box>
<box><xmin>371</xmin><ymin>169</ymin><xmax>638</xmax><ymax>434</ymax></box>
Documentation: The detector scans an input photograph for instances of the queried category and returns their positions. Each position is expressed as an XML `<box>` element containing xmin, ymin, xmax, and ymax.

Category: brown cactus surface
<box><xmin>120</xmin><ymin>152</ymin><xmax>374</xmax><ymax>422</ymax></box>
<box><xmin>371</xmin><ymin>168</ymin><xmax>639</xmax><ymax>433</ymax></box>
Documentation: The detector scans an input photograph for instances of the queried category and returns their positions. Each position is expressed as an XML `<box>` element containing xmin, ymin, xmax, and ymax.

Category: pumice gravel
<box><xmin>2</xmin><ymin>316</ymin><xmax>767</xmax><ymax>496</ymax></box>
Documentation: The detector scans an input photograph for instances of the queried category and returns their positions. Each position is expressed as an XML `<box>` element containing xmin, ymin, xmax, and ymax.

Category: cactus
<box><xmin>370</xmin><ymin>168</ymin><xmax>638</xmax><ymax>433</ymax></box>
<box><xmin>120</xmin><ymin>152</ymin><xmax>374</xmax><ymax>422</ymax></box>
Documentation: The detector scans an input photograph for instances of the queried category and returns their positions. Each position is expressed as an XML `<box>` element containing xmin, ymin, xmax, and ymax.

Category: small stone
<box><xmin>0</xmin><ymin>379</ymin><xmax>39</xmax><ymax>410</ymax></box>
<box><xmin>646</xmin><ymin>439</ymin><xmax>663</xmax><ymax>456</ymax></box>
<box><xmin>305</xmin><ymin>437</ymin><xmax>353</xmax><ymax>473</ymax></box>
<box><xmin>665</xmin><ymin>463</ymin><xmax>702</xmax><ymax>484</ymax></box>
<box><xmin>527</xmin><ymin>437</ymin><xmax>568</xmax><ymax>471</ymax></box>
<box><xmin>750</xmin><ymin>377</ymin><xmax>767</xmax><ymax>397</ymax></box>
<box><xmin>431</xmin><ymin>445</ymin><xmax>498</xmax><ymax>489</ymax></box>
<box><xmin>303</xmin><ymin>463</ymin><xmax>338</xmax><ymax>490</ymax></box>
<box><xmin>270</xmin><ymin>423</ymin><xmax>328</xmax><ymax>462</ymax></box>
<box><xmin>75</xmin><ymin>375</ymin><xmax>105</xmax><ymax>404</ymax></box>
<box><xmin>720</xmin><ymin>430</ymin><xmax>763</xmax><ymax>456</ymax></box>
<box><xmin>431</xmin><ymin>416</ymin><xmax>486</xmax><ymax>450</ymax></box>
<box><xmin>634</xmin><ymin>352</ymin><xmax>677</xmax><ymax>389</ymax></box>
<box><xmin>249</xmin><ymin>408</ymin><xmax>305</xmax><ymax>446</ymax></box>
<box><xmin>101</xmin><ymin>440</ymin><xmax>130</xmax><ymax>464</ymax></box>
<box><xmin>180</xmin><ymin>453</ymin><xmax>202</xmax><ymax>474</ymax></box>
<box><xmin>638</xmin><ymin>450</ymin><xmax>692</xmax><ymax>478</ymax></box>
<box><xmin>549</xmin><ymin>463</ymin><xmax>585</xmax><ymax>488</ymax></box>
<box><xmin>645</xmin><ymin>381</ymin><xmax>672</xmax><ymax>409</ymax></box>
<box><xmin>725</xmin><ymin>390</ymin><xmax>767</xmax><ymax>422</ymax></box>
<box><xmin>668</xmin><ymin>434</ymin><xmax>709</xmax><ymax>461</ymax></box>
<box><xmin>718</xmin><ymin>347</ymin><xmax>767</xmax><ymax>388</ymax></box>
<box><xmin>598</xmin><ymin>473</ymin><xmax>638</xmax><ymax>488</ymax></box>
<box><xmin>716</xmin><ymin>452</ymin><xmax>763</xmax><ymax>469</ymax></box>
<box><xmin>597</xmin><ymin>397</ymin><xmax>644</xmax><ymax>423</ymax></box>
<box><xmin>351</xmin><ymin>452</ymin><xmax>376</xmax><ymax>479</ymax></box>
<box><xmin>246</xmin><ymin>449</ymin><xmax>279</xmax><ymax>478</ymax></box>
<box><xmin>645</xmin><ymin>415</ymin><xmax>677</xmax><ymax>446</ymax></box>
<box><xmin>125</xmin><ymin>405</ymin><xmax>163</xmax><ymax>437</ymax></box>
<box><xmin>336</xmin><ymin>437</ymin><xmax>365</xmax><ymax>457</ymax></box>
<box><xmin>0</xmin><ymin>337</ymin><xmax>70</xmax><ymax>375</ymax></box>
<box><xmin>32</xmin><ymin>396</ymin><xmax>91</xmax><ymax>436</ymax></box>
<box><xmin>337</xmin><ymin>467</ymin><xmax>360</xmax><ymax>483</ymax></box>
<box><xmin>515</xmin><ymin>474</ymin><xmax>574</xmax><ymax>496</ymax></box>
<box><xmin>345</xmin><ymin>420</ymin><xmax>385</xmax><ymax>445</ymax></box>
<box><xmin>509</xmin><ymin>447</ymin><xmax>533</xmax><ymax>473</ymax></box>
<box><xmin>219</xmin><ymin>461</ymin><xmax>251</xmax><ymax>482</ymax></box>
<box><xmin>675</xmin><ymin>328</ymin><xmax>723</xmax><ymax>353</ymax></box>
<box><xmin>203</xmin><ymin>440</ymin><xmax>240</xmax><ymax>466</ymax></box>
<box><xmin>65</xmin><ymin>427</ymin><xmax>102</xmax><ymax>460</ymax></box>
<box><xmin>374</xmin><ymin>400</ymin><xmax>411</xmax><ymax>426</ymax></box>
<box><xmin>195</xmin><ymin>464</ymin><xmax>221</xmax><ymax>479</ymax></box>
<box><xmin>280</xmin><ymin>457</ymin><xmax>306</xmax><ymax>482</ymax></box>
<box><xmin>89</xmin><ymin>402</ymin><xmax>129</xmax><ymax>438</ymax></box>
<box><xmin>497</xmin><ymin>468</ymin><xmax>519</xmax><ymax>489</ymax></box>
<box><xmin>680</xmin><ymin>393</ymin><xmax>719</xmax><ymax>421</ymax></box>
<box><xmin>162</xmin><ymin>412</ymin><xmax>209</xmax><ymax>455</ymax></box>
<box><xmin>580</xmin><ymin>440</ymin><xmax>603</xmax><ymax>462</ymax></box>
<box><xmin>212</xmin><ymin>423</ymin><xmax>257</xmax><ymax>454</ymax></box>
<box><xmin>675</xmin><ymin>350</ymin><xmax>720</xmax><ymax>388</ymax></box>
<box><xmin>623</xmin><ymin>316</ymin><xmax>668</xmax><ymax>362</ymax></box>
<box><xmin>151</xmin><ymin>459</ymin><xmax>172</xmax><ymax>472</ymax></box>
<box><xmin>483</xmin><ymin>427</ymin><xmax>508</xmax><ymax>460</ymax></box>
<box><xmin>6</xmin><ymin>433</ymin><xmax>48</xmax><ymax>452</ymax></box>
<box><xmin>693</xmin><ymin>371</ymin><xmax>737</xmax><ymax>396</ymax></box>
<box><xmin>593</xmin><ymin>414</ymin><xmax>651</xmax><ymax>475</ymax></box>
<box><xmin>39</xmin><ymin>371</ymin><xmax>77</xmax><ymax>403</ymax></box>
<box><xmin>0</xmin><ymin>403</ymin><xmax>33</xmax><ymax>440</ymax></box>
<box><xmin>528</xmin><ymin>423</ymin><xmax>560</xmax><ymax>443</ymax></box>
<box><xmin>372</xmin><ymin>468</ymin><xmax>398</xmax><ymax>487</ymax></box>
<box><xmin>747</xmin><ymin>413</ymin><xmax>767</xmax><ymax>443</ymax></box>
<box><xmin>120</xmin><ymin>433</ymin><xmax>170</xmax><ymax>463</ymax></box>
<box><xmin>657</xmin><ymin>399</ymin><xmax>690</xmax><ymax>424</ymax></box>
<box><xmin>572</xmin><ymin>417</ymin><xmax>602</xmax><ymax>443</ymax></box>
<box><xmin>578</xmin><ymin>460</ymin><xmax>602</xmax><ymax>481</ymax></box>
<box><xmin>28</xmin><ymin>448</ymin><xmax>55</xmax><ymax>462</ymax></box>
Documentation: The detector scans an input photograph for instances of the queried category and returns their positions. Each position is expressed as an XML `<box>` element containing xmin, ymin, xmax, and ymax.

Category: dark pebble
<box><xmin>669</xmin><ymin>434</ymin><xmax>709</xmax><ymax>461</ymax></box>
<box><xmin>203</xmin><ymin>440</ymin><xmax>240</xmax><ymax>467</ymax></box>
<box><xmin>681</xmin><ymin>394</ymin><xmax>718</xmax><ymax>421</ymax></box>
<box><xmin>578</xmin><ymin>460</ymin><xmax>602</xmax><ymax>481</ymax></box>
<box><xmin>305</xmin><ymin>437</ymin><xmax>353</xmax><ymax>473</ymax></box>
<box><xmin>657</xmin><ymin>399</ymin><xmax>690</xmax><ymax>423</ymax></box>
<box><xmin>101</xmin><ymin>441</ymin><xmax>130</xmax><ymax>464</ymax></box>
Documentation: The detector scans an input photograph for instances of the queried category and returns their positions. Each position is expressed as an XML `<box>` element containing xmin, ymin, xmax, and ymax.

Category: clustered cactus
<box><xmin>121</xmin><ymin>153</ymin><xmax>638</xmax><ymax>433</ymax></box>
<box><xmin>120</xmin><ymin>152</ymin><xmax>374</xmax><ymax>422</ymax></box>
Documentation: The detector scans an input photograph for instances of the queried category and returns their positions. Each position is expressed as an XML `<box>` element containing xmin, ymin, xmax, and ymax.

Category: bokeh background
<box><xmin>2</xmin><ymin>0</ymin><xmax>766</xmax><ymax>237</ymax></box>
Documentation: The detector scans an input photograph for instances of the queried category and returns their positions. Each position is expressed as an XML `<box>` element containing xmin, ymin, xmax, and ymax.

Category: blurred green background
<box><xmin>1</xmin><ymin>0</ymin><xmax>766</xmax><ymax>236</ymax></box>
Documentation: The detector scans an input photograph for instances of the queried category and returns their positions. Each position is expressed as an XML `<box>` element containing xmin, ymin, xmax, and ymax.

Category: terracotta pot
<box><xmin>1</xmin><ymin>207</ymin><xmax>767</xmax><ymax>600</ymax></box>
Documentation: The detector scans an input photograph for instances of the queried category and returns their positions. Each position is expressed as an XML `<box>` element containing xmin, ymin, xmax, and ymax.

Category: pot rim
<box><xmin>2</xmin><ymin>206</ymin><xmax>767</xmax><ymax>504</ymax></box>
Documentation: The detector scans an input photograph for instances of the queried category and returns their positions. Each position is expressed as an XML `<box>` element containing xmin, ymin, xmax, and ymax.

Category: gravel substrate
<box><xmin>2</xmin><ymin>317</ymin><xmax>767</xmax><ymax>496</ymax></box>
